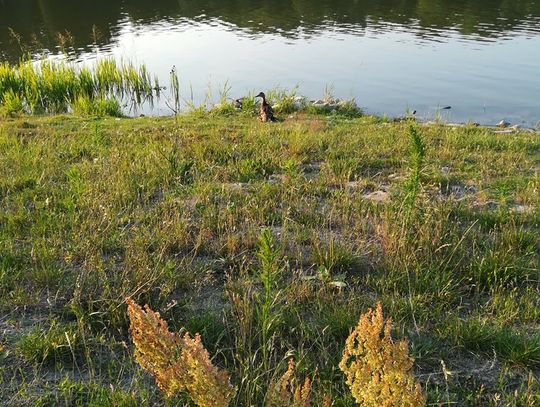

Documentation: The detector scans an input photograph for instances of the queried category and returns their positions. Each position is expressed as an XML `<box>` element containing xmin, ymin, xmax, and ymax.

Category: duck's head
<box><xmin>255</xmin><ymin>92</ymin><xmax>265</xmax><ymax>99</ymax></box>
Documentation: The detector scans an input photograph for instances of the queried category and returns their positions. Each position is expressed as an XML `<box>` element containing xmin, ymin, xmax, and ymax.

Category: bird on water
<box><xmin>255</xmin><ymin>92</ymin><xmax>277</xmax><ymax>122</ymax></box>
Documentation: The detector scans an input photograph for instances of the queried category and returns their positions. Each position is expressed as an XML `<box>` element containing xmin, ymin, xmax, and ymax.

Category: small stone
<box><xmin>267</xmin><ymin>174</ymin><xmax>286</xmax><ymax>184</ymax></box>
<box><xmin>474</xmin><ymin>200</ymin><xmax>499</xmax><ymax>210</ymax></box>
<box><xmin>513</xmin><ymin>204</ymin><xmax>533</xmax><ymax>214</ymax></box>
<box><xmin>362</xmin><ymin>190</ymin><xmax>389</xmax><ymax>202</ymax></box>
<box><xmin>223</xmin><ymin>182</ymin><xmax>248</xmax><ymax>191</ymax></box>
<box><xmin>346</xmin><ymin>181</ymin><xmax>363</xmax><ymax>190</ymax></box>
<box><xmin>497</xmin><ymin>120</ymin><xmax>510</xmax><ymax>128</ymax></box>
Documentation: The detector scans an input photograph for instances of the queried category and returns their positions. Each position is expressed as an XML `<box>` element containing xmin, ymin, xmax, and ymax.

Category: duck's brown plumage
<box><xmin>255</xmin><ymin>92</ymin><xmax>276</xmax><ymax>122</ymax></box>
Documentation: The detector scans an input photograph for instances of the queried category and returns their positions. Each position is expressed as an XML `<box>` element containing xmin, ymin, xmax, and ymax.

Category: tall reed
<box><xmin>167</xmin><ymin>66</ymin><xmax>181</xmax><ymax>115</ymax></box>
<box><xmin>0</xmin><ymin>58</ymin><xmax>156</xmax><ymax>115</ymax></box>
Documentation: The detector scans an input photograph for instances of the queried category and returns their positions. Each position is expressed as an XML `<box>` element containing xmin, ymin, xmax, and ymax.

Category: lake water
<box><xmin>1</xmin><ymin>0</ymin><xmax>540</xmax><ymax>126</ymax></box>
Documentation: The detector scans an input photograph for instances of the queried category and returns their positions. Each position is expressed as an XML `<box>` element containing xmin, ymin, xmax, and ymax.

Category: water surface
<box><xmin>1</xmin><ymin>0</ymin><xmax>540</xmax><ymax>125</ymax></box>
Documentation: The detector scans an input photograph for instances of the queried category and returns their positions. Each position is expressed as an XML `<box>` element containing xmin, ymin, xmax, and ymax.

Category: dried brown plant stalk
<box><xmin>267</xmin><ymin>358</ymin><xmax>312</xmax><ymax>407</ymax></box>
<box><xmin>126</xmin><ymin>298</ymin><xmax>236</xmax><ymax>406</ymax></box>
<box><xmin>339</xmin><ymin>303</ymin><xmax>426</xmax><ymax>407</ymax></box>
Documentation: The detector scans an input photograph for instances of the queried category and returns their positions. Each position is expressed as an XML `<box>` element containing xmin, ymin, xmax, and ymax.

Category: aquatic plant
<box><xmin>166</xmin><ymin>65</ymin><xmax>180</xmax><ymax>114</ymax></box>
<box><xmin>0</xmin><ymin>58</ymin><xmax>156</xmax><ymax>115</ymax></box>
<box><xmin>2</xmin><ymin>89</ymin><xmax>24</xmax><ymax>115</ymax></box>
<box><xmin>71</xmin><ymin>95</ymin><xmax>123</xmax><ymax>117</ymax></box>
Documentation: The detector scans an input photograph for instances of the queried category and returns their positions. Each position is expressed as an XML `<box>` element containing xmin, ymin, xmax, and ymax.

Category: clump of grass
<box><xmin>1</xmin><ymin>89</ymin><xmax>24</xmax><ymax>115</ymax></box>
<box><xmin>239</xmin><ymin>91</ymin><xmax>257</xmax><ymax>115</ymax></box>
<box><xmin>304</xmin><ymin>85</ymin><xmax>362</xmax><ymax>117</ymax></box>
<box><xmin>233</xmin><ymin>158</ymin><xmax>275</xmax><ymax>182</ymax></box>
<box><xmin>442</xmin><ymin>317</ymin><xmax>540</xmax><ymax>369</ymax></box>
<box><xmin>0</xmin><ymin>58</ymin><xmax>155</xmax><ymax>115</ymax></box>
<box><xmin>403</xmin><ymin>123</ymin><xmax>426</xmax><ymax>215</ymax></box>
<box><xmin>57</xmin><ymin>377</ymin><xmax>142</xmax><ymax>406</ymax></box>
<box><xmin>267</xmin><ymin>87</ymin><xmax>302</xmax><ymax>114</ymax></box>
<box><xmin>256</xmin><ymin>229</ymin><xmax>285</xmax><ymax>370</ymax></box>
<box><xmin>72</xmin><ymin>95</ymin><xmax>123</xmax><ymax>117</ymax></box>
<box><xmin>17</xmin><ymin>321</ymin><xmax>82</xmax><ymax>365</ymax></box>
<box><xmin>160</xmin><ymin>144</ymin><xmax>195</xmax><ymax>185</ymax></box>
<box><xmin>209</xmin><ymin>81</ymin><xmax>237</xmax><ymax>117</ymax></box>
<box><xmin>312</xmin><ymin>237</ymin><xmax>358</xmax><ymax>283</ymax></box>
<box><xmin>223</xmin><ymin>229</ymin><xmax>288</xmax><ymax>405</ymax></box>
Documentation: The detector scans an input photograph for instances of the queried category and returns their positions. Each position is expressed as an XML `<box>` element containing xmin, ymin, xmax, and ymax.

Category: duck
<box><xmin>497</xmin><ymin>120</ymin><xmax>510</xmax><ymax>128</ymax></box>
<box><xmin>255</xmin><ymin>92</ymin><xmax>277</xmax><ymax>122</ymax></box>
<box><xmin>228</xmin><ymin>98</ymin><xmax>244</xmax><ymax>110</ymax></box>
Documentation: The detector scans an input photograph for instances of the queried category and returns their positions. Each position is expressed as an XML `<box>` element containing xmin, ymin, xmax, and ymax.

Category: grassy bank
<box><xmin>0</xmin><ymin>110</ymin><xmax>539</xmax><ymax>406</ymax></box>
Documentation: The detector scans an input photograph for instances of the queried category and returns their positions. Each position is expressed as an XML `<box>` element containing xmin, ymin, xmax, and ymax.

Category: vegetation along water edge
<box><xmin>0</xmin><ymin>58</ymin><xmax>539</xmax><ymax>406</ymax></box>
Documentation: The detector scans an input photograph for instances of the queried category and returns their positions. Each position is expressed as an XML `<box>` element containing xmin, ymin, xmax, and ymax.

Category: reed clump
<box><xmin>71</xmin><ymin>95</ymin><xmax>123</xmax><ymax>117</ymax></box>
<box><xmin>0</xmin><ymin>58</ymin><xmax>157</xmax><ymax>115</ymax></box>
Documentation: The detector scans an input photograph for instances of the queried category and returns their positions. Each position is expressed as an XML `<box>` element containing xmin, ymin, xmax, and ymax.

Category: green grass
<box><xmin>0</xmin><ymin>59</ymin><xmax>155</xmax><ymax>116</ymax></box>
<box><xmin>17</xmin><ymin>321</ymin><xmax>82</xmax><ymax>365</ymax></box>
<box><xmin>0</xmin><ymin>110</ymin><xmax>538</xmax><ymax>405</ymax></box>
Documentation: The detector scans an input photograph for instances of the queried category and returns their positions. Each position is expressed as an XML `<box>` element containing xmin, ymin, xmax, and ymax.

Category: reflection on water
<box><xmin>1</xmin><ymin>0</ymin><xmax>540</xmax><ymax>125</ymax></box>
<box><xmin>2</xmin><ymin>0</ymin><xmax>540</xmax><ymax>55</ymax></box>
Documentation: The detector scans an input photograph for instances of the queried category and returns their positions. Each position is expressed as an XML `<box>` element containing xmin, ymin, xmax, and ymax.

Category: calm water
<box><xmin>1</xmin><ymin>0</ymin><xmax>540</xmax><ymax>125</ymax></box>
